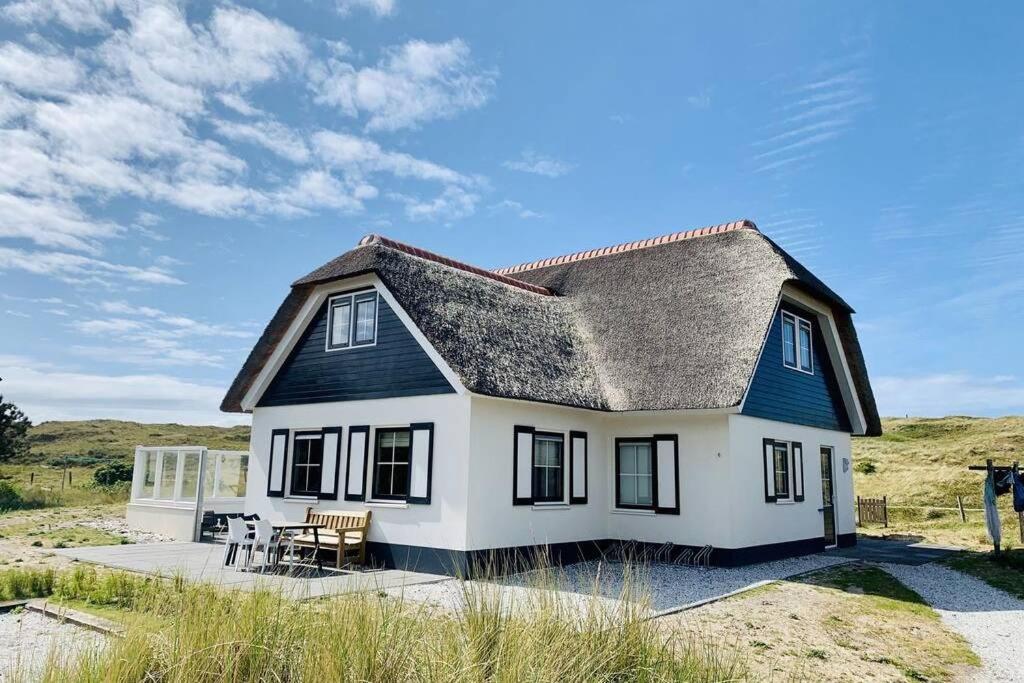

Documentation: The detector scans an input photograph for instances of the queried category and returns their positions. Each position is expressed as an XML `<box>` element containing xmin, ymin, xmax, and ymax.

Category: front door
<box><xmin>820</xmin><ymin>446</ymin><xmax>836</xmax><ymax>547</ymax></box>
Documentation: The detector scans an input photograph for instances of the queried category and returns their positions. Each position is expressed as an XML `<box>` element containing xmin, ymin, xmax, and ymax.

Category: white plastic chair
<box><xmin>251</xmin><ymin>519</ymin><xmax>280</xmax><ymax>573</ymax></box>
<box><xmin>224</xmin><ymin>516</ymin><xmax>254</xmax><ymax>571</ymax></box>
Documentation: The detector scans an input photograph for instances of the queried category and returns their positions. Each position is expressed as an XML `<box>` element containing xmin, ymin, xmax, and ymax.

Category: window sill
<box><xmin>610</xmin><ymin>508</ymin><xmax>656</xmax><ymax>516</ymax></box>
<box><xmin>531</xmin><ymin>502</ymin><xmax>569</xmax><ymax>511</ymax></box>
<box><xmin>365</xmin><ymin>501</ymin><xmax>409</xmax><ymax>509</ymax></box>
<box><xmin>284</xmin><ymin>495</ymin><xmax>319</xmax><ymax>502</ymax></box>
<box><xmin>774</xmin><ymin>499</ymin><xmax>795</xmax><ymax>506</ymax></box>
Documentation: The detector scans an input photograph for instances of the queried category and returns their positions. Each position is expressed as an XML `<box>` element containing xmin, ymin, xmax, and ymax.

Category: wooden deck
<box><xmin>53</xmin><ymin>542</ymin><xmax>446</xmax><ymax>599</ymax></box>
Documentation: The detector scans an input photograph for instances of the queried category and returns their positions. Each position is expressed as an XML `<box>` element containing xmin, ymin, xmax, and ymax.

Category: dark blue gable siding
<box><xmin>742</xmin><ymin>303</ymin><xmax>851</xmax><ymax>432</ymax></box>
<box><xmin>258</xmin><ymin>292</ymin><xmax>455</xmax><ymax>407</ymax></box>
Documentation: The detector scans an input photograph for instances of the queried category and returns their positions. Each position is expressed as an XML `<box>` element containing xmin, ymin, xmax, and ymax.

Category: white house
<box><xmin>221</xmin><ymin>220</ymin><xmax>880</xmax><ymax>575</ymax></box>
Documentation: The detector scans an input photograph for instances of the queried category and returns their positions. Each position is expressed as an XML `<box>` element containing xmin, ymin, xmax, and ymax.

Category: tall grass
<box><xmin>4</xmin><ymin>564</ymin><xmax>745</xmax><ymax>682</ymax></box>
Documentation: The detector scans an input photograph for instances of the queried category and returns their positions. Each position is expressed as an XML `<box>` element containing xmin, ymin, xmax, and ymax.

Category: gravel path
<box><xmin>0</xmin><ymin>610</ymin><xmax>107</xmax><ymax>680</ymax></box>
<box><xmin>881</xmin><ymin>562</ymin><xmax>1024</xmax><ymax>683</ymax></box>
<box><xmin>389</xmin><ymin>554</ymin><xmax>851</xmax><ymax>615</ymax></box>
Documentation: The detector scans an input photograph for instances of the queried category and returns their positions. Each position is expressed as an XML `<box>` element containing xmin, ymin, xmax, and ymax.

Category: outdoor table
<box><xmin>245</xmin><ymin>521</ymin><xmax>327</xmax><ymax>571</ymax></box>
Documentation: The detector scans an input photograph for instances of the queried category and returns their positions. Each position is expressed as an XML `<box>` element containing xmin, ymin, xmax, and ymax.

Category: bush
<box><xmin>93</xmin><ymin>461</ymin><xmax>134</xmax><ymax>486</ymax></box>
<box><xmin>0</xmin><ymin>480</ymin><xmax>22</xmax><ymax>511</ymax></box>
<box><xmin>854</xmin><ymin>460</ymin><xmax>877</xmax><ymax>474</ymax></box>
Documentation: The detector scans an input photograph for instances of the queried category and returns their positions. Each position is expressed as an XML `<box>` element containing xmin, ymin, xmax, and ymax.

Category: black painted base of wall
<box><xmin>364</xmin><ymin>535</ymin><xmax>849</xmax><ymax>577</ymax></box>
<box><xmin>837</xmin><ymin>532</ymin><xmax>857</xmax><ymax>548</ymax></box>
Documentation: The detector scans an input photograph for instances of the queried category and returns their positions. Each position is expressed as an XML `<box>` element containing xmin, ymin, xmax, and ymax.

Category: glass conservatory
<box><xmin>128</xmin><ymin>446</ymin><xmax>249</xmax><ymax>541</ymax></box>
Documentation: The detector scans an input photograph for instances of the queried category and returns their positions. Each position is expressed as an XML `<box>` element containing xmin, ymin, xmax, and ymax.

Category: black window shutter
<box><xmin>267</xmin><ymin>429</ymin><xmax>289</xmax><ymax>498</ymax></box>
<box><xmin>344</xmin><ymin>425</ymin><xmax>370</xmax><ymax>502</ymax></box>
<box><xmin>407</xmin><ymin>422</ymin><xmax>434</xmax><ymax>504</ymax></box>
<box><xmin>318</xmin><ymin>427</ymin><xmax>343</xmax><ymax>500</ymax></box>
<box><xmin>513</xmin><ymin>425</ymin><xmax>534</xmax><ymax>506</ymax></box>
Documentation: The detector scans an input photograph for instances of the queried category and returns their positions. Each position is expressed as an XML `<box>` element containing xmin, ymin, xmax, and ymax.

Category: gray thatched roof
<box><xmin>221</xmin><ymin>221</ymin><xmax>881</xmax><ymax>435</ymax></box>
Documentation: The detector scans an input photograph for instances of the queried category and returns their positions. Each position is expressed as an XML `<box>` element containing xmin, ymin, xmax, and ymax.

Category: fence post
<box><xmin>856</xmin><ymin>496</ymin><xmax>862</xmax><ymax>527</ymax></box>
<box><xmin>882</xmin><ymin>495</ymin><xmax>888</xmax><ymax>528</ymax></box>
<box><xmin>29</xmin><ymin>472</ymin><xmax>34</xmax><ymax>485</ymax></box>
<box><xmin>957</xmin><ymin>495</ymin><xmax>966</xmax><ymax>522</ymax></box>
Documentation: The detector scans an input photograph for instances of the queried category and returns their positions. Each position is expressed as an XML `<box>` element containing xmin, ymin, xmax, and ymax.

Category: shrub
<box><xmin>0</xmin><ymin>480</ymin><xmax>22</xmax><ymax>511</ymax></box>
<box><xmin>93</xmin><ymin>461</ymin><xmax>134</xmax><ymax>486</ymax></box>
<box><xmin>854</xmin><ymin>460</ymin><xmax>877</xmax><ymax>474</ymax></box>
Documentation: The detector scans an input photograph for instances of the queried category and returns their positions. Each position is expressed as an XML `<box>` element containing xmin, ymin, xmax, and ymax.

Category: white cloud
<box><xmin>874</xmin><ymin>374</ymin><xmax>1024</xmax><ymax>417</ymax></box>
<box><xmin>0</xmin><ymin>42</ymin><xmax>84</xmax><ymax>95</ymax></box>
<box><xmin>0</xmin><ymin>360</ymin><xmax>247</xmax><ymax>426</ymax></box>
<box><xmin>398</xmin><ymin>185</ymin><xmax>478</xmax><ymax>222</ymax></box>
<box><xmin>216</xmin><ymin>92</ymin><xmax>260</xmax><ymax>117</ymax></box>
<box><xmin>313</xmin><ymin>130</ymin><xmax>471</xmax><ymax>186</ymax></box>
<box><xmin>0</xmin><ymin>247</ymin><xmax>183</xmax><ymax>285</ymax></box>
<box><xmin>502</xmin><ymin>149</ymin><xmax>574</xmax><ymax>178</ymax></box>
<box><xmin>310</xmin><ymin>38</ymin><xmax>494</xmax><ymax>131</ymax></box>
<box><xmin>687</xmin><ymin>89</ymin><xmax>711</xmax><ymax>109</ymax></box>
<box><xmin>490</xmin><ymin>199</ymin><xmax>542</xmax><ymax>220</ymax></box>
<box><xmin>98</xmin><ymin>3</ymin><xmax>307</xmax><ymax>115</ymax></box>
<box><xmin>0</xmin><ymin>194</ymin><xmax>120</xmax><ymax>252</ymax></box>
<box><xmin>213</xmin><ymin>118</ymin><xmax>310</xmax><ymax>164</ymax></box>
<box><xmin>1</xmin><ymin>0</ymin><xmax>122</xmax><ymax>32</ymax></box>
<box><xmin>336</xmin><ymin>0</ymin><xmax>396</xmax><ymax>17</ymax></box>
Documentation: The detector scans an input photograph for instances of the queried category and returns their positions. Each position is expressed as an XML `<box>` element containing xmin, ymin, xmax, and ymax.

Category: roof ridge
<box><xmin>493</xmin><ymin>219</ymin><xmax>758</xmax><ymax>276</ymax></box>
<box><xmin>358</xmin><ymin>234</ymin><xmax>553</xmax><ymax>296</ymax></box>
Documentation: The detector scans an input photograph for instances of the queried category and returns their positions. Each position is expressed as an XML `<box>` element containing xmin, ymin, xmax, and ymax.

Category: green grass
<box><xmin>2</xmin><ymin>565</ymin><xmax>745</xmax><ymax>682</ymax></box>
<box><xmin>804</xmin><ymin>564</ymin><xmax>936</xmax><ymax>620</ymax></box>
<box><xmin>18</xmin><ymin>419</ymin><xmax>250</xmax><ymax>465</ymax></box>
<box><xmin>945</xmin><ymin>548</ymin><xmax>1024</xmax><ymax>599</ymax></box>
<box><xmin>854</xmin><ymin>416</ymin><xmax>1024</xmax><ymax>506</ymax></box>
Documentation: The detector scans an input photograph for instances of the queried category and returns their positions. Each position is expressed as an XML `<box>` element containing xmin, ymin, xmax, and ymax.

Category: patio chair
<box><xmin>251</xmin><ymin>519</ymin><xmax>281</xmax><ymax>573</ymax></box>
<box><xmin>291</xmin><ymin>508</ymin><xmax>372</xmax><ymax>569</ymax></box>
<box><xmin>224</xmin><ymin>516</ymin><xmax>254</xmax><ymax>571</ymax></box>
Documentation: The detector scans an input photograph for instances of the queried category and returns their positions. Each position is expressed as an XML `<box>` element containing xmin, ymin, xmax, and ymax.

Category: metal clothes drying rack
<box><xmin>967</xmin><ymin>458</ymin><xmax>1022</xmax><ymax>555</ymax></box>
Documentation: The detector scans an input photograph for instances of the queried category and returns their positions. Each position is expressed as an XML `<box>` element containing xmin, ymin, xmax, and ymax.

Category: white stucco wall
<box><xmin>247</xmin><ymin>393</ymin><xmax>473</xmax><ymax>550</ymax></box>
<box><xmin>727</xmin><ymin>414</ymin><xmax>853</xmax><ymax>548</ymax></box>
<box><xmin>465</xmin><ymin>396</ymin><xmax>734</xmax><ymax>551</ymax></box>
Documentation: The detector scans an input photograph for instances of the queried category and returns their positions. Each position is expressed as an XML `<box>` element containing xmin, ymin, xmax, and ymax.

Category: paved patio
<box><xmin>826</xmin><ymin>536</ymin><xmax>961</xmax><ymax>565</ymax></box>
<box><xmin>53</xmin><ymin>542</ymin><xmax>447</xmax><ymax>599</ymax></box>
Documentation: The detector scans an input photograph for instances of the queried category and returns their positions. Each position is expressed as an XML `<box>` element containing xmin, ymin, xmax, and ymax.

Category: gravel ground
<box><xmin>0</xmin><ymin>610</ymin><xmax>107</xmax><ymax>681</ymax></box>
<box><xmin>881</xmin><ymin>562</ymin><xmax>1024</xmax><ymax>683</ymax></box>
<box><xmin>78</xmin><ymin>517</ymin><xmax>173</xmax><ymax>544</ymax></box>
<box><xmin>388</xmin><ymin>554</ymin><xmax>851</xmax><ymax>615</ymax></box>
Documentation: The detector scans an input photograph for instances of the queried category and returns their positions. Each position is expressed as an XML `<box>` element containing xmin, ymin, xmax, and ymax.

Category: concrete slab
<box><xmin>826</xmin><ymin>536</ymin><xmax>962</xmax><ymax>565</ymax></box>
<box><xmin>53</xmin><ymin>542</ymin><xmax>447</xmax><ymax>599</ymax></box>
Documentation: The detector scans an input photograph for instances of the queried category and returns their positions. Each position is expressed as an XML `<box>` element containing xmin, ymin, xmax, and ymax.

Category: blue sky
<box><xmin>1</xmin><ymin>0</ymin><xmax>1022</xmax><ymax>425</ymax></box>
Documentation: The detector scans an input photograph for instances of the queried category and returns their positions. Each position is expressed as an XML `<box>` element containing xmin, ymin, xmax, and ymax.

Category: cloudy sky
<box><xmin>0</xmin><ymin>1</ymin><xmax>1022</xmax><ymax>425</ymax></box>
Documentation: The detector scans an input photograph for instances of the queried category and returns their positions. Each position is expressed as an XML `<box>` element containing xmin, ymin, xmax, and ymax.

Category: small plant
<box><xmin>854</xmin><ymin>460</ymin><xmax>877</xmax><ymax>474</ymax></box>
<box><xmin>806</xmin><ymin>648</ymin><xmax>829</xmax><ymax>660</ymax></box>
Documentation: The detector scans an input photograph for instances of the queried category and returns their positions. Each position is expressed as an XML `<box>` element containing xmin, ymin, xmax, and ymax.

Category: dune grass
<box><xmin>0</xmin><ymin>564</ymin><xmax>745</xmax><ymax>682</ymax></box>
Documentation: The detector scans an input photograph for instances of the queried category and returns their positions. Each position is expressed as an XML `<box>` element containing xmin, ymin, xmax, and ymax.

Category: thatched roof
<box><xmin>221</xmin><ymin>220</ymin><xmax>881</xmax><ymax>435</ymax></box>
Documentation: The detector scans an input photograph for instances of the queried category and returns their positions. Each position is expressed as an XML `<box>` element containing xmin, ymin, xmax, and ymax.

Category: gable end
<box><xmin>257</xmin><ymin>287</ymin><xmax>455</xmax><ymax>407</ymax></box>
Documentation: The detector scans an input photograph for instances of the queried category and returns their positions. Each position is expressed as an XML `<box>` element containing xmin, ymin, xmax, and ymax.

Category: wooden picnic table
<box><xmin>245</xmin><ymin>521</ymin><xmax>327</xmax><ymax>570</ymax></box>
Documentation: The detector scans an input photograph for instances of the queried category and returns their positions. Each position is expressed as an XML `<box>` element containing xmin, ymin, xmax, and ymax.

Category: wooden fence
<box><xmin>856</xmin><ymin>495</ymin><xmax>888</xmax><ymax>527</ymax></box>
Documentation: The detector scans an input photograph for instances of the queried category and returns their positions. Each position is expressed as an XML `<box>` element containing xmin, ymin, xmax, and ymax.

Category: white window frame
<box><xmin>772</xmin><ymin>441</ymin><xmax>791</xmax><ymax>502</ymax></box>
<box><xmin>326</xmin><ymin>290</ymin><xmax>379</xmax><ymax>352</ymax></box>
<box><xmin>369</xmin><ymin>425</ymin><xmax>413</xmax><ymax>502</ymax></box>
<box><xmin>781</xmin><ymin>310</ymin><xmax>814</xmax><ymax>375</ymax></box>
<box><xmin>615</xmin><ymin>439</ymin><xmax>655</xmax><ymax>511</ymax></box>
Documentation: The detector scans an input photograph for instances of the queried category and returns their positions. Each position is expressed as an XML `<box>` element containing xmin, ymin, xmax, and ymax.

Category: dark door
<box><xmin>820</xmin><ymin>447</ymin><xmax>836</xmax><ymax>546</ymax></box>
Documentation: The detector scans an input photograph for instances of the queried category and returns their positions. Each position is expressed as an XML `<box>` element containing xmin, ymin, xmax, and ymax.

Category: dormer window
<box><xmin>782</xmin><ymin>310</ymin><xmax>813</xmax><ymax>374</ymax></box>
<box><xmin>327</xmin><ymin>290</ymin><xmax>378</xmax><ymax>351</ymax></box>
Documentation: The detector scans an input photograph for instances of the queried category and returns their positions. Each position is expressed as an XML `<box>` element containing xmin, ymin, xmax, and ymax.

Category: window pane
<box><xmin>635</xmin><ymin>444</ymin><xmax>652</xmax><ymax>474</ymax></box>
<box><xmin>619</xmin><ymin>446</ymin><xmax>636</xmax><ymax>473</ymax></box>
<box><xmin>180</xmin><ymin>452</ymin><xmax>200</xmax><ymax>500</ymax></box>
<box><xmin>782</xmin><ymin>317</ymin><xmax>797</xmax><ymax>366</ymax></box>
<box><xmin>202</xmin><ymin>453</ymin><xmax>216</xmax><ymax>498</ymax></box>
<box><xmin>355</xmin><ymin>297</ymin><xmax>376</xmax><ymax>343</ymax></box>
<box><xmin>392</xmin><ymin>429</ymin><xmax>410</xmax><ymax>450</ymax></box>
<box><xmin>217</xmin><ymin>454</ymin><xmax>248</xmax><ymax>498</ymax></box>
<box><xmin>141</xmin><ymin>452</ymin><xmax>157</xmax><ymax>498</ymax></box>
<box><xmin>637</xmin><ymin>474</ymin><xmax>653</xmax><ymax>505</ymax></box>
<box><xmin>391</xmin><ymin>463</ymin><xmax>409</xmax><ymax>496</ymax></box>
<box><xmin>157</xmin><ymin>451</ymin><xmax>177</xmax><ymax>499</ymax></box>
<box><xmin>620</xmin><ymin>474</ymin><xmax>637</xmax><ymax>506</ymax></box>
<box><xmin>330</xmin><ymin>301</ymin><xmax>351</xmax><ymax>347</ymax></box>
<box><xmin>774</xmin><ymin>444</ymin><xmax>790</xmax><ymax>496</ymax></box>
<box><xmin>799</xmin><ymin>323</ymin><xmax>812</xmax><ymax>371</ymax></box>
